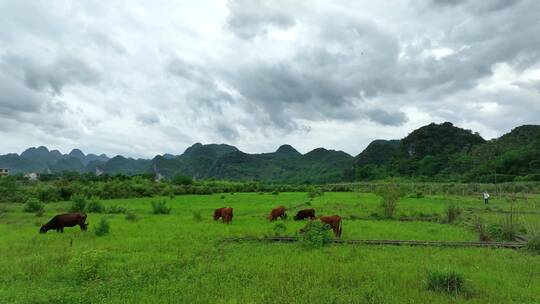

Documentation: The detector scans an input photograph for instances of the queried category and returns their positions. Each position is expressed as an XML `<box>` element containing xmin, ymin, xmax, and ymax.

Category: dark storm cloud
<box><xmin>226</xmin><ymin>0</ymin><xmax>297</xmax><ymax>39</ymax></box>
<box><xmin>0</xmin><ymin>74</ymin><xmax>43</xmax><ymax>115</ymax></box>
<box><xmin>2</xmin><ymin>54</ymin><xmax>100</xmax><ymax>95</ymax></box>
<box><xmin>215</xmin><ymin>122</ymin><xmax>239</xmax><ymax>141</ymax></box>
<box><xmin>136</xmin><ymin>113</ymin><xmax>160</xmax><ymax>125</ymax></box>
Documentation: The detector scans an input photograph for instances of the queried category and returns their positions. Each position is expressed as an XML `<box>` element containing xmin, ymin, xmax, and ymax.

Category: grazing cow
<box><xmin>294</xmin><ymin>208</ymin><xmax>316</xmax><ymax>221</ymax></box>
<box><xmin>40</xmin><ymin>213</ymin><xmax>88</xmax><ymax>233</ymax></box>
<box><xmin>319</xmin><ymin>215</ymin><xmax>342</xmax><ymax>237</ymax></box>
<box><xmin>268</xmin><ymin>205</ymin><xmax>287</xmax><ymax>221</ymax></box>
<box><xmin>221</xmin><ymin>207</ymin><xmax>233</xmax><ymax>224</ymax></box>
<box><xmin>214</xmin><ymin>207</ymin><xmax>226</xmax><ymax>221</ymax></box>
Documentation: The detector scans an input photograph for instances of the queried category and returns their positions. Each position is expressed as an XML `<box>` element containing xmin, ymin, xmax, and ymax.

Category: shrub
<box><xmin>300</xmin><ymin>220</ymin><xmax>332</xmax><ymax>248</ymax></box>
<box><xmin>172</xmin><ymin>175</ymin><xmax>193</xmax><ymax>185</ymax></box>
<box><xmin>273</xmin><ymin>222</ymin><xmax>287</xmax><ymax>236</ymax></box>
<box><xmin>220</xmin><ymin>195</ymin><xmax>226</xmax><ymax>199</ymax></box>
<box><xmin>151</xmin><ymin>200</ymin><xmax>171</xmax><ymax>214</ymax></box>
<box><xmin>474</xmin><ymin>217</ymin><xmax>491</xmax><ymax>242</ymax></box>
<box><xmin>445</xmin><ymin>204</ymin><xmax>462</xmax><ymax>223</ymax></box>
<box><xmin>70</xmin><ymin>194</ymin><xmax>87</xmax><ymax>212</ymax></box>
<box><xmin>377</xmin><ymin>185</ymin><xmax>405</xmax><ymax>219</ymax></box>
<box><xmin>501</xmin><ymin>203</ymin><xmax>519</xmax><ymax>241</ymax></box>
<box><xmin>106</xmin><ymin>206</ymin><xmax>127</xmax><ymax>214</ymax></box>
<box><xmin>23</xmin><ymin>198</ymin><xmax>44</xmax><ymax>213</ymax></box>
<box><xmin>125</xmin><ymin>211</ymin><xmax>137</xmax><ymax>221</ymax></box>
<box><xmin>409</xmin><ymin>191</ymin><xmax>424</xmax><ymax>198</ymax></box>
<box><xmin>272</xmin><ymin>191</ymin><xmax>279</xmax><ymax>195</ymax></box>
<box><xmin>487</xmin><ymin>224</ymin><xmax>503</xmax><ymax>241</ymax></box>
<box><xmin>426</xmin><ymin>269</ymin><xmax>465</xmax><ymax>294</ymax></box>
<box><xmin>192</xmin><ymin>211</ymin><xmax>202</xmax><ymax>222</ymax></box>
<box><xmin>94</xmin><ymin>218</ymin><xmax>110</xmax><ymax>236</ymax></box>
<box><xmin>307</xmin><ymin>187</ymin><xmax>324</xmax><ymax>199</ymax></box>
<box><xmin>86</xmin><ymin>197</ymin><xmax>104</xmax><ymax>213</ymax></box>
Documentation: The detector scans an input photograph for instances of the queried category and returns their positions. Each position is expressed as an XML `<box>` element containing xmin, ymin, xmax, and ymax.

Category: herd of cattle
<box><xmin>39</xmin><ymin>205</ymin><xmax>343</xmax><ymax>237</ymax></box>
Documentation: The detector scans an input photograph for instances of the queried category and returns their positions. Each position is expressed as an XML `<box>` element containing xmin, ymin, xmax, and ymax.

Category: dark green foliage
<box><xmin>172</xmin><ymin>175</ymin><xmax>193</xmax><ymax>185</ymax></box>
<box><xmin>220</xmin><ymin>194</ymin><xmax>226</xmax><ymax>199</ymax></box>
<box><xmin>86</xmin><ymin>197</ymin><xmax>104</xmax><ymax>213</ymax></box>
<box><xmin>409</xmin><ymin>191</ymin><xmax>424</xmax><ymax>198</ymax></box>
<box><xmin>525</xmin><ymin>235</ymin><xmax>540</xmax><ymax>254</ymax></box>
<box><xmin>426</xmin><ymin>269</ymin><xmax>465</xmax><ymax>294</ymax></box>
<box><xmin>272</xmin><ymin>222</ymin><xmax>287</xmax><ymax>236</ymax></box>
<box><xmin>272</xmin><ymin>191</ymin><xmax>279</xmax><ymax>195</ymax></box>
<box><xmin>23</xmin><ymin>198</ymin><xmax>44</xmax><ymax>213</ymax></box>
<box><xmin>151</xmin><ymin>200</ymin><xmax>171</xmax><ymax>214</ymax></box>
<box><xmin>444</xmin><ymin>204</ymin><xmax>462</xmax><ymax>223</ymax></box>
<box><xmin>107</xmin><ymin>206</ymin><xmax>127</xmax><ymax>214</ymax></box>
<box><xmin>501</xmin><ymin>203</ymin><xmax>519</xmax><ymax>241</ymax></box>
<box><xmin>307</xmin><ymin>187</ymin><xmax>324</xmax><ymax>199</ymax></box>
<box><xmin>300</xmin><ymin>221</ymin><xmax>332</xmax><ymax>248</ymax></box>
<box><xmin>474</xmin><ymin>217</ymin><xmax>491</xmax><ymax>242</ymax></box>
<box><xmin>94</xmin><ymin>218</ymin><xmax>110</xmax><ymax>236</ymax></box>
<box><xmin>377</xmin><ymin>185</ymin><xmax>406</xmax><ymax>219</ymax></box>
<box><xmin>70</xmin><ymin>194</ymin><xmax>87</xmax><ymax>212</ymax></box>
<box><xmin>192</xmin><ymin>211</ymin><xmax>202</xmax><ymax>222</ymax></box>
<box><xmin>125</xmin><ymin>211</ymin><xmax>137</xmax><ymax>221</ymax></box>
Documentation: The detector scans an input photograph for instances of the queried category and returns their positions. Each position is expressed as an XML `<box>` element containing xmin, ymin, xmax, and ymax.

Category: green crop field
<box><xmin>1</xmin><ymin>192</ymin><xmax>539</xmax><ymax>303</ymax></box>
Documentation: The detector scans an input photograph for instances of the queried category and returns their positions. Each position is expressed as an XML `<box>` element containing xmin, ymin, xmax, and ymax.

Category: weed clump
<box><xmin>426</xmin><ymin>269</ymin><xmax>465</xmax><ymax>294</ymax></box>
<box><xmin>192</xmin><ymin>211</ymin><xmax>202</xmax><ymax>222</ymax></box>
<box><xmin>272</xmin><ymin>222</ymin><xmax>287</xmax><ymax>236</ymax></box>
<box><xmin>94</xmin><ymin>218</ymin><xmax>110</xmax><ymax>236</ymax></box>
<box><xmin>307</xmin><ymin>187</ymin><xmax>324</xmax><ymax>199</ymax></box>
<box><xmin>86</xmin><ymin>197</ymin><xmax>104</xmax><ymax>213</ymax></box>
<box><xmin>377</xmin><ymin>184</ymin><xmax>405</xmax><ymax>219</ymax></box>
<box><xmin>70</xmin><ymin>194</ymin><xmax>87</xmax><ymax>212</ymax></box>
<box><xmin>23</xmin><ymin>198</ymin><xmax>44</xmax><ymax>213</ymax></box>
<box><xmin>525</xmin><ymin>235</ymin><xmax>540</xmax><ymax>254</ymax></box>
<box><xmin>107</xmin><ymin>206</ymin><xmax>127</xmax><ymax>214</ymax></box>
<box><xmin>444</xmin><ymin>204</ymin><xmax>462</xmax><ymax>223</ymax></box>
<box><xmin>125</xmin><ymin>211</ymin><xmax>137</xmax><ymax>221</ymax></box>
<box><xmin>300</xmin><ymin>220</ymin><xmax>332</xmax><ymax>248</ymax></box>
<box><xmin>151</xmin><ymin>200</ymin><xmax>171</xmax><ymax>214</ymax></box>
<box><xmin>474</xmin><ymin>217</ymin><xmax>491</xmax><ymax>242</ymax></box>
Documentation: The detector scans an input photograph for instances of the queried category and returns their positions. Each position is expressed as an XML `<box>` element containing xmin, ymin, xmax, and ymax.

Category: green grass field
<box><xmin>1</xmin><ymin>192</ymin><xmax>539</xmax><ymax>303</ymax></box>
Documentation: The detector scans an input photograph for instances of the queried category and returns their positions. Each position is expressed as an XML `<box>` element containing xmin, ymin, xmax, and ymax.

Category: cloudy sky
<box><xmin>1</xmin><ymin>0</ymin><xmax>540</xmax><ymax>158</ymax></box>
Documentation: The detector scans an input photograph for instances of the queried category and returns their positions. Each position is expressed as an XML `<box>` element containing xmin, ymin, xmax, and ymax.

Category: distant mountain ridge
<box><xmin>2</xmin><ymin>122</ymin><xmax>540</xmax><ymax>183</ymax></box>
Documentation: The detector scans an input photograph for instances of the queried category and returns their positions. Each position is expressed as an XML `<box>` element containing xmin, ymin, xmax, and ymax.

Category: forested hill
<box><xmin>2</xmin><ymin>122</ymin><xmax>540</xmax><ymax>183</ymax></box>
<box><xmin>349</xmin><ymin>122</ymin><xmax>540</xmax><ymax>182</ymax></box>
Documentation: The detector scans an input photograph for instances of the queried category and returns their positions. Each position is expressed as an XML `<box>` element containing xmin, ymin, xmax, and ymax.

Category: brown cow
<box><xmin>294</xmin><ymin>208</ymin><xmax>316</xmax><ymax>221</ymax></box>
<box><xmin>213</xmin><ymin>207</ymin><xmax>226</xmax><ymax>221</ymax></box>
<box><xmin>319</xmin><ymin>215</ymin><xmax>342</xmax><ymax>237</ymax></box>
<box><xmin>268</xmin><ymin>205</ymin><xmax>287</xmax><ymax>221</ymax></box>
<box><xmin>221</xmin><ymin>207</ymin><xmax>233</xmax><ymax>224</ymax></box>
<box><xmin>40</xmin><ymin>213</ymin><xmax>88</xmax><ymax>233</ymax></box>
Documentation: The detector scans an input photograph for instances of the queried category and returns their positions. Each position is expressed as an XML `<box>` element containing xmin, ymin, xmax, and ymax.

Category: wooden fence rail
<box><xmin>222</xmin><ymin>236</ymin><xmax>525</xmax><ymax>249</ymax></box>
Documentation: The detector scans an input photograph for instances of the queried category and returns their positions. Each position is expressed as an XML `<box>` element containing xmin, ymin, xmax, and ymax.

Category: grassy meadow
<box><xmin>0</xmin><ymin>192</ymin><xmax>539</xmax><ymax>303</ymax></box>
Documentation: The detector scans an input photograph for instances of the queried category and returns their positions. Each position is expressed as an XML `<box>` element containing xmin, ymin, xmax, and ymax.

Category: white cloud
<box><xmin>0</xmin><ymin>0</ymin><xmax>539</xmax><ymax>158</ymax></box>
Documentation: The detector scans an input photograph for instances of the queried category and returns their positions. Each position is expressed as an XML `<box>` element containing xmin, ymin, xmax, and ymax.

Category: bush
<box><xmin>525</xmin><ymin>235</ymin><xmax>540</xmax><ymax>254</ymax></box>
<box><xmin>220</xmin><ymin>195</ymin><xmax>226</xmax><ymax>199</ymax></box>
<box><xmin>445</xmin><ymin>204</ymin><xmax>462</xmax><ymax>223</ymax></box>
<box><xmin>70</xmin><ymin>194</ymin><xmax>87</xmax><ymax>212</ymax></box>
<box><xmin>300</xmin><ymin>220</ymin><xmax>332</xmax><ymax>248</ymax></box>
<box><xmin>106</xmin><ymin>206</ymin><xmax>127</xmax><ymax>214</ymax></box>
<box><xmin>307</xmin><ymin>187</ymin><xmax>324</xmax><ymax>199</ymax></box>
<box><xmin>192</xmin><ymin>211</ymin><xmax>202</xmax><ymax>222</ymax></box>
<box><xmin>125</xmin><ymin>211</ymin><xmax>137</xmax><ymax>221</ymax></box>
<box><xmin>426</xmin><ymin>269</ymin><xmax>465</xmax><ymax>294</ymax></box>
<box><xmin>272</xmin><ymin>191</ymin><xmax>279</xmax><ymax>195</ymax></box>
<box><xmin>172</xmin><ymin>175</ymin><xmax>193</xmax><ymax>185</ymax></box>
<box><xmin>151</xmin><ymin>200</ymin><xmax>171</xmax><ymax>214</ymax></box>
<box><xmin>474</xmin><ymin>217</ymin><xmax>491</xmax><ymax>242</ymax></box>
<box><xmin>94</xmin><ymin>218</ymin><xmax>110</xmax><ymax>236</ymax></box>
<box><xmin>86</xmin><ymin>197</ymin><xmax>104</xmax><ymax>213</ymax></box>
<box><xmin>23</xmin><ymin>198</ymin><xmax>44</xmax><ymax>213</ymax></box>
<box><xmin>409</xmin><ymin>191</ymin><xmax>424</xmax><ymax>198</ymax></box>
<box><xmin>273</xmin><ymin>222</ymin><xmax>287</xmax><ymax>236</ymax></box>
<box><xmin>377</xmin><ymin>185</ymin><xmax>405</xmax><ymax>219</ymax></box>
<box><xmin>501</xmin><ymin>203</ymin><xmax>519</xmax><ymax>241</ymax></box>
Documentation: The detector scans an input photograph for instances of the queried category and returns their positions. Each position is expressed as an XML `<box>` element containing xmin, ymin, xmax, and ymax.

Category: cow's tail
<box><xmin>338</xmin><ymin>217</ymin><xmax>342</xmax><ymax>238</ymax></box>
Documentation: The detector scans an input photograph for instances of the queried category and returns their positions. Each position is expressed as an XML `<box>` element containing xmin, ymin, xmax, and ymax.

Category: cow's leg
<box><xmin>60</xmin><ymin>227</ymin><xmax>64</xmax><ymax>233</ymax></box>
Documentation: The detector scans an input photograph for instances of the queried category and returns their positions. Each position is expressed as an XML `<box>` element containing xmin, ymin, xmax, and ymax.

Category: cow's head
<box><xmin>39</xmin><ymin>224</ymin><xmax>49</xmax><ymax>234</ymax></box>
<box><xmin>82</xmin><ymin>222</ymin><xmax>89</xmax><ymax>231</ymax></box>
